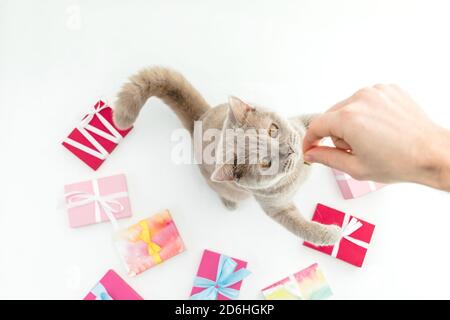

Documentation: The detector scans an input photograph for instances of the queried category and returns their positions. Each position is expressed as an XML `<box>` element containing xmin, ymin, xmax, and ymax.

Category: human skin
<box><xmin>303</xmin><ymin>84</ymin><xmax>450</xmax><ymax>192</ymax></box>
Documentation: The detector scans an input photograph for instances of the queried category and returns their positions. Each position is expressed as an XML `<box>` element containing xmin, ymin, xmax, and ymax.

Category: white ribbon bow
<box><xmin>65</xmin><ymin>178</ymin><xmax>127</xmax><ymax>229</ymax></box>
<box><xmin>331</xmin><ymin>214</ymin><xmax>369</xmax><ymax>258</ymax></box>
<box><xmin>64</xmin><ymin>101</ymin><xmax>123</xmax><ymax>160</ymax></box>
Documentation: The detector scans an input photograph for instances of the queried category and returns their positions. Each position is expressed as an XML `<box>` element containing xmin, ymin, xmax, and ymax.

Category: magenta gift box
<box><xmin>84</xmin><ymin>269</ymin><xmax>143</xmax><ymax>300</ymax></box>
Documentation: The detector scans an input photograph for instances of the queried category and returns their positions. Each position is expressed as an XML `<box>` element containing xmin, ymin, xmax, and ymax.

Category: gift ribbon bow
<box><xmin>331</xmin><ymin>214</ymin><xmax>369</xmax><ymax>258</ymax></box>
<box><xmin>65</xmin><ymin>178</ymin><xmax>127</xmax><ymax>229</ymax></box>
<box><xmin>190</xmin><ymin>255</ymin><xmax>251</xmax><ymax>300</ymax></box>
<box><xmin>91</xmin><ymin>283</ymin><xmax>113</xmax><ymax>300</ymax></box>
<box><xmin>137</xmin><ymin>221</ymin><xmax>162</xmax><ymax>264</ymax></box>
<box><xmin>64</xmin><ymin>100</ymin><xmax>123</xmax><ymax>160</ymax></box>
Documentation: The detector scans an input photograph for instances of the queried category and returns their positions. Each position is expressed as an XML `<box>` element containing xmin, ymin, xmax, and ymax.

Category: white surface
<box><xmin>1</xmin><ymin>0</ymin><xmax>450</xmax><ymax>300</ymax></box>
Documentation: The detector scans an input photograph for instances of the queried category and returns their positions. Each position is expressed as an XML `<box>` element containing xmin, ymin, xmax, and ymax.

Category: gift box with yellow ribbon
<box><xmin>114</xmin><ymin>210</ymin><xmax>186</xmax><ymax>277</ymax></box>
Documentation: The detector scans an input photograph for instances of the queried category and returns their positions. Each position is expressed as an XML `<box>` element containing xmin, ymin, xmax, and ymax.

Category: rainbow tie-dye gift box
<box><xmin>114</xmin><ymin>210</ymin><xmax>186</xmax><ymax>277</ymax></box>
<box><xmin>261</xmin><ymin>263</ymin><xmax>332</xmax><ymax>300</ymax></box>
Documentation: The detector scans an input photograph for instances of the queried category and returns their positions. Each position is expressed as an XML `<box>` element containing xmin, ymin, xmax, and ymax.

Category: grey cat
<box><xmin>113</xmin><ymin>66</ymin><xmax>341</xmax><ymax>245</ymax></box>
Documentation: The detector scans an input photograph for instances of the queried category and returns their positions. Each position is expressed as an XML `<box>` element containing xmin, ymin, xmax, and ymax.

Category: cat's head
<box><xmin>211</xmin><ymin>96</ymin><xmax>304</xmax><ymax>189</ymax></box>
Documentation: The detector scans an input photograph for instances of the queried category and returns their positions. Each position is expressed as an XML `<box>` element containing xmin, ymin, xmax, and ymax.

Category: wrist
<box><xmin>416</xmin><ymin>126</ymin><xmax>450</xmax><ymax>191</ymax></box>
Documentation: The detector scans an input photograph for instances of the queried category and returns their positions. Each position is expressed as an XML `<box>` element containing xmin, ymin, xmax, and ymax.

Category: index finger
<box><xmin>302</xmin><ymin>111</ymin><xmax>342</xmax><ymax>153</ymax></box>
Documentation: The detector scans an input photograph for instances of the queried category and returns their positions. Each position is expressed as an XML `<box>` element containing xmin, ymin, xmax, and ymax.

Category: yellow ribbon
<box><xmin>137</xmin><ymin>221</ymin><xmax>162</xmax><ymax>264</ymax></box>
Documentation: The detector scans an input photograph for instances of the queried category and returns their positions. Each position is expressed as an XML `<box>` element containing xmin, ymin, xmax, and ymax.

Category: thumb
<box><xmin>304</xmin><ymin>146</ymin><xmax>359</xmax><ymax>173</ymax></box>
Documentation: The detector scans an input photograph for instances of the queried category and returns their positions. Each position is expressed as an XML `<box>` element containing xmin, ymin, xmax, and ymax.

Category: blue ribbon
<box><xmin>91</xmin><ymin>283</ymin><xmax>113</xmax><ymax>300</ymax></box>
<box><xmin>190</xmin><ymin>254</ymin><xmax>251</xmax><ymax>300</ymax></box>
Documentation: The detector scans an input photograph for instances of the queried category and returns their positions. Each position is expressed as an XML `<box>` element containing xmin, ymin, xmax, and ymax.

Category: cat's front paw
<box><xmin>112</xmin><ymin>106</ymin><xmax>136</xmax><ymax>130</ymax></box>
<box><xmin>316</xmin><ymin>224</ymin><xmax>342</xmax><ymax>246</ymax></box>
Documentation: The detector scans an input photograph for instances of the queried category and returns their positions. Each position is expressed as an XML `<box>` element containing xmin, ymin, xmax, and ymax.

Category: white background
<box><xmin>1</xmin><ymin>0</ymin><xmax>450</xmax><ymax>300</ymax></box>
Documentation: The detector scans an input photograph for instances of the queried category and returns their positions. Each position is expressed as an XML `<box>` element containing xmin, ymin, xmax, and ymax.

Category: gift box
<box><xmin>261</xmin><ymin>263</ymin><xmax>332</xmax><ymax>300</ymax></box>
<box><xmin>332</xmin><ymin>169</ymin><xmax>385</xmax><ymax>199</ymax></box>
<box><xmin>303</xmin><ymin>204</ymin><xmax>375</xmax><ymax>267</ymax></box>
<box><xmin>64</xmin><ymin>174</ymin><xmax>132</xmax><ymax>228</ymax></box>
<box><xmin>63</xmin><ymin>100</ymin><xmax>132</xmax><ymax>170</ymax></box>
<box><xmin>190</xmin><ymin>249</ymin><xmax>251</xmax><ymax>300</ymax></box>
<box><xmin>84</xmin><ymin>269</ymin><xmax>143</xmax><ymax>300</ymax></box>
<box><xmin>114</xmin><ymin>210</ymin><xmax>185</xmax><ymax>277</ymax></box>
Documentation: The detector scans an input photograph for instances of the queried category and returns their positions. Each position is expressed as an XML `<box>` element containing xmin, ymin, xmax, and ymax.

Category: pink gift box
<box><xmin>114</xmin><ymin>210</ymin><xmax>186</xmax><ymax>277</ymax></box>
<box><xmin>332</xmin><ymin>169</ymin><xmax>385</xmax><ymax>199</ymax></box>
<box><xmin>64</xmin><ymin>174</ymin><xmax>132</xmax><ymax>228</ymax></box>
<box><xmin>84</xmin><ymin>269</ymin><xmax>143</xmax><ymax>300</ymax></box>
<box><xmin>303</xmin><ymin>204</ymin><xmax>375</xmax><ymax>267</ymax></box>
<box><xmin>190</xmin><ymin>249</ymin><xmax>250</xmax><ymax>300</ymax></box>
<box><xmin>62</xmin><ymin>100</ymin><xmax>132</xmax><ymax>171</ymax></box>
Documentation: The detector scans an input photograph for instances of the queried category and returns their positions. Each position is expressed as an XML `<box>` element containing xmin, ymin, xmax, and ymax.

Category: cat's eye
<box><xmin>260</xmin><ymin>158</ymin><xmax>271</xmax><ymax>169</ymax></box>
<box><xmin>269</xmin><ymin>123</ymin><xmax>279</xmax><ymax>138</ymax></box>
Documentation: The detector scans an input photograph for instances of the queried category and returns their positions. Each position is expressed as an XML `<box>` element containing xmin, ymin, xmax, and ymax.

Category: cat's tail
<box><xmin>113</xmin><ymin>66</ymin><xmax>210</xmax><ymax>133</ymax></box>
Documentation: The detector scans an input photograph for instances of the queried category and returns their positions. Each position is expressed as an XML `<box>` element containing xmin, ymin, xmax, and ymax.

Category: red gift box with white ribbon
<box><xmin>303</xmin><ymin>203</ymin><xmax>375</xmax><ymax>267</ymax></box>
<box><xmin>62</xmin><ymin>100</ymin><xmax>132</xmax><ymax>170</ymax></box>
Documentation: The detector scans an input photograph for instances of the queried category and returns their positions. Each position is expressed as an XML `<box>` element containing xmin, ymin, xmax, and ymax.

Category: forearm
<box><xmin>416</xmin><ymin>126</ymin><xmax>450</xmax><ymax>192</ymax></box>
<box><xmin>439</xmin><ymin>157</ymin><xmax>450</xmax><ymax>192</ymax></box>
<box><xmin>433</xmin><ymin>127</ymin><xmax>450</xmax><ymax>191</ymax></box>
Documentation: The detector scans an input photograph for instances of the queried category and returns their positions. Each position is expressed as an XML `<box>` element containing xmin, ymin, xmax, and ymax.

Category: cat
<box><xmin>113</xmin><ymin>66</ymin><xmax>341</xmax><ymax>245</ymax></box>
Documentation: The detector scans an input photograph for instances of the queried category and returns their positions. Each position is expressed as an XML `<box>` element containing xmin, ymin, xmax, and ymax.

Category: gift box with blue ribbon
<box><xmin>190</xmin><ymin>249</ymin><xmax>251</xmax><ymax>300</ymax></box>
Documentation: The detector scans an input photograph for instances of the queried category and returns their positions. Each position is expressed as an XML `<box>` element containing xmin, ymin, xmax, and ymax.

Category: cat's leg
<box><xmin>220</xmin><ymin>197</ymin><xmax>238</xmax><ymax>211</ymax></box>
<box><xmin>260</xmin><ymin>202</ymin><xmax>341</xmax><ymax>245</ymax></box>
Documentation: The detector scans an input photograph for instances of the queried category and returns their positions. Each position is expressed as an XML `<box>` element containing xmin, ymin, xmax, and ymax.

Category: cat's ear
<box><xmin>228</xmin><ymin>96</ymin><xmax>255</xmax><ymax>124</ymax></box>
<box><xmin>211</xmin><ymin>164</ymin><xmax>234</xmax><ymax>182</ymax></box>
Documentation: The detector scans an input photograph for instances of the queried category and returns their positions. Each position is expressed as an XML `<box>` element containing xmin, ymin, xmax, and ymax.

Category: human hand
<box><xmin>303</xmin><ymin>84</ymin><xmax>450</xmax><ymax>191</ymax></box>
